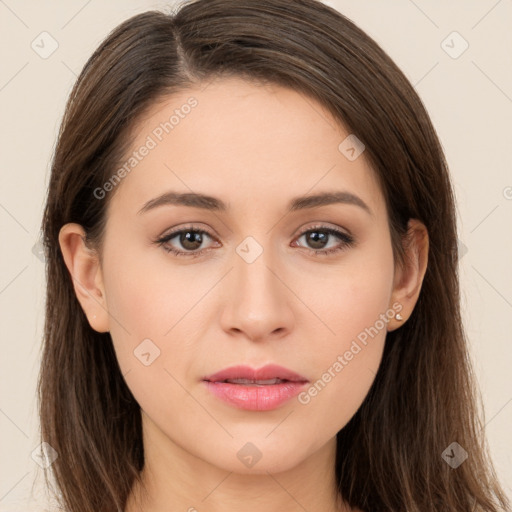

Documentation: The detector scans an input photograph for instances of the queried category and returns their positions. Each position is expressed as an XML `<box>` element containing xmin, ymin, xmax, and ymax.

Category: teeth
<box><xmin>224</xmin><ymin>378</ymin><xmax>285</xmax><ymax>385</ymax></box>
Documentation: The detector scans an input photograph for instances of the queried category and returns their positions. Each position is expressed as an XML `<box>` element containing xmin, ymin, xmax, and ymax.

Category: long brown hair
<box><xmin>38</xmin><ymin>0</ymin><xmax>510</xmax><ymax>510</ymax></box>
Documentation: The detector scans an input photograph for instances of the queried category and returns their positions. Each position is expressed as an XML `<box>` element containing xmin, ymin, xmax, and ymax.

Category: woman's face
<box><xmin>71</xmin><ymin>76</ymin><xmax>410</xmax><ymax>474</ymax></box>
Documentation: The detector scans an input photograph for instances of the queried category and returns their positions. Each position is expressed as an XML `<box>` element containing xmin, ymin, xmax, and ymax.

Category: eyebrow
<box><xmin>137</xmin><ymin>190</ymin><xmax>372</xmax><ymax>216</ymax></box>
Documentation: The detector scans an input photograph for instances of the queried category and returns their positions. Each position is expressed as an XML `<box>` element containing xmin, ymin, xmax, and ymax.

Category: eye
<box><xmin>292</xmin><ymin>225</ymin><xmax>355</xmax><ymax>256</ymax></box>
<box><xmin>155</xmin><ymin>226</ymin><xmax>219</xmax><ymax>258</ymax></box>
<box><xmin>155</xmin><ymin>224</ymin><xmax>355</xmax><ymax>258</ymax></box>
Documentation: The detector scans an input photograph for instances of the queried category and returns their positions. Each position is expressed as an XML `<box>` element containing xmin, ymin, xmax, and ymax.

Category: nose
<box><xmin>219</xmin><ymin>244</ymin><xmax>295</xmax><ymax>343</ymax></box>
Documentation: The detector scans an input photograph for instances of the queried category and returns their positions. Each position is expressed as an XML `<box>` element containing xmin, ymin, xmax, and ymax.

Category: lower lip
<box><xmin>203</xmin><ymin>381</ymin><xmax>308</xmax><ymax>411</ymax></box>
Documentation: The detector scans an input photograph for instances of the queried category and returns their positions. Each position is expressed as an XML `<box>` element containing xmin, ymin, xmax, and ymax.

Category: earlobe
<box><xmin>58</xmin><ymin>223</ymin><xmax>110</xmax><ymax>333</ymax></box>
<box><xmin>387</xmin><ymin>218</ymin><xmax>429</xmax><ymax>331</ymax></box>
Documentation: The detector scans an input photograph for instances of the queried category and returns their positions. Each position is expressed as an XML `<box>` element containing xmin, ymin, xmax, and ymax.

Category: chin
<box><xmin>202</xmin><ymin>437</ymin><xmax>313</xmax><ymax>475</ymax></box>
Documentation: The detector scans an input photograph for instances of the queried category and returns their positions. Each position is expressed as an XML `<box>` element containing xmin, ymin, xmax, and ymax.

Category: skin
<box><xmin>59</xmin><ymin>76</ymin><xmax>428</xmax><ymax>512</ymax></box>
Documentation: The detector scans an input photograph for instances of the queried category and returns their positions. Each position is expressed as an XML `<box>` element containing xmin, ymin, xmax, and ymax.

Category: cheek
<box><xmin>101</xmin><ymin>248</ymin><xmax>198</xmax><ymax>417</ymax></box>
<box><xmin>103</xmin><ymin>231</ymin><xmax>200</xmax><ymax>330</ymax></box>
<box><xmin>101</xmin><ymin>241</ymin><xmax>214</xmax><ymax>399</ymax></box>
<box><xmin>295</xmin><ymin>239</ymin><xmax>395</xmax><ymax>429</ymax></box>
<box><xmin>303</xmin><ymin>233</ymin><xmax>395</xmax><ymax>349</ymax></box>
<box><xmin>100</xmin><ymin>242</ymin><xmax>174</xmax><ymax>369</ymax></box>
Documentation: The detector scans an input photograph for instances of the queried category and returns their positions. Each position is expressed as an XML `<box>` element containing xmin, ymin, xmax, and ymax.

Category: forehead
<box><xmin>107</xmin><ymin>76</ymin><xmax>385</xmax><ymax>218</ymax></box>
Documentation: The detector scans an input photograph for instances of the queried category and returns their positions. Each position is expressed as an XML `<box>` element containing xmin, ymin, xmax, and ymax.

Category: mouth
<box><xmin>213</xmin><ymin>378</ymin><xmax>295</xmax><ymax>385</ymax></box>
<box><xmin>203</xmin><ymin>364</ymin><xmax>309</xmax><ymax>411</ymax></box>
<box><xmin>203</xmin><ymin>363</ymin><xmax>309</xmax><ymax>384</ymax></box>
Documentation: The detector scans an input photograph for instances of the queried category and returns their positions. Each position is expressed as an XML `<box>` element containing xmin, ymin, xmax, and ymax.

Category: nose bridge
<box><xmin>220</xmin><ymin>233</ymin><xmax>294</xmax><ymax>340</ymax></box>
<box><xmin>234</xmin><ymin>233</ymin><xmax>284</xmax><ymax>311</ymax></box>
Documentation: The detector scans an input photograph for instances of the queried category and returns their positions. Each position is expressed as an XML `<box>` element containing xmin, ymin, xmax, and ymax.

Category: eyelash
<box><xmin>155</xmin><ymin>224</ymin><xmax>355</xmax><ymax>259</ymax></box>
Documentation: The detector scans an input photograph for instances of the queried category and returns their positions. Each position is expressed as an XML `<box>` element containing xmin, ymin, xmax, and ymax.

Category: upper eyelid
<box><xmin>158</xmin><ymin>224</ymin><xmax>216</xmax><ymax>241</ymax></box>
<box><xmin>159</xmin><ymin>223</ymin><xmax>351</xmax><ymax>240</ymax></box>
<box><xmin>296</xmin><ymin>223</ymin><xmax>352</xmax><ymax>236</ymax></box>
<box><xmin>157</xmin><ymin>224</ymin><xmax>352</xmax><ymax>248</ymax></box>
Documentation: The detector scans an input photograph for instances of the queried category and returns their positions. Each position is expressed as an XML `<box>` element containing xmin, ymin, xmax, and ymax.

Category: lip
<box><xmin>203</xmin><ymin>364</ymin><xmax>309</xmax><ymax>411</ymax></box>
<box><xmin>204</xmin><ymin>364</ymin><xmax>308</xmax><ymax>383</ymax></box>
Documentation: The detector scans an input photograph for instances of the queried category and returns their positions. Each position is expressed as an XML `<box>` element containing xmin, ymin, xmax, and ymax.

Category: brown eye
<box><xmin>156</xmin><ymin>227</ymin><xmax>218</xmax><ymax>258</ymax></box>
<box><xmin>175</xmin><ymin>230</ymin><xmax>205</xmax><ymax>251</ymax></box>
<box><xmin>294</xmin><ymin>226</ymin><xmax>355</xmax><ymax>256</ymax></box>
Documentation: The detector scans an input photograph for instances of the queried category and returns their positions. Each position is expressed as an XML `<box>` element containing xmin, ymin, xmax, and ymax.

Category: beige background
<box><xmin>1</xmin><ymin>0</ymin><xmax>511</xmax><ymax>510</ymax></box>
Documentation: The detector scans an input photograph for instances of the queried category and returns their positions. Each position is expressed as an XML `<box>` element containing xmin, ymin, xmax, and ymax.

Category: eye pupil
<box><xmin>307</xmin><ymin>231</ymin><xmax>328</xmax><ymax>249</ymax></box>
<box><xmin>181</xmin><ymin>231</ymin><xmax>203</xmax><ymax>250</ymax></box>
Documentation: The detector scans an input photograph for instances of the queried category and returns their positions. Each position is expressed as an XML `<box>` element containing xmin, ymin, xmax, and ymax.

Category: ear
<box><xmin>387</xmin><ymin>218</ymin><xmax>429</xmax><ymax>332</ymax></box>
<box><xmin>58</xmin><ymin>223</ymin><xmax>110</xmax><ymax>333</ymax></box>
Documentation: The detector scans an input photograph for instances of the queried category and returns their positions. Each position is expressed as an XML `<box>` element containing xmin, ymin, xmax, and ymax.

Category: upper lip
<box><xmin>204</xmin><ymin>364</ymin><xmax>309</xmax><ymax>383</ymax></box>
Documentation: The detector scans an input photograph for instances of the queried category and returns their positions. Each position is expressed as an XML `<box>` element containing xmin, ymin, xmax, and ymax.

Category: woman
<box><xmin>38</xmin><ymin>0</ymin><xmax>510</xmax><ymax>510</ymax></box>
